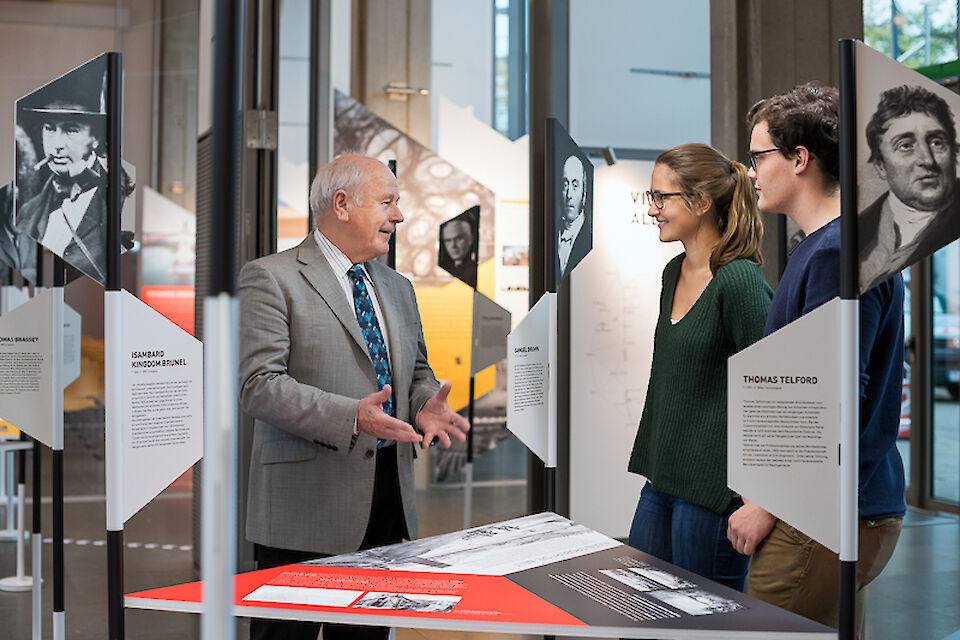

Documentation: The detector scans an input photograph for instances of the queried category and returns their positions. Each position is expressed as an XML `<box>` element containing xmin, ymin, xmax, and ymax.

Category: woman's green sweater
<box><xmin>627</xmin><ymin>254</ymin><xmax>773</xmax><ymax>514</ymax></box>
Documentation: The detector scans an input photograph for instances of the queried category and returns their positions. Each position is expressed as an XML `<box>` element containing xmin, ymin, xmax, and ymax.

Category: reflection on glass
<box><xmin>277</xmin><ymin>0</ymin><xmax>311</xmax><ymax>251</ymax></box>
<box><xmin>493</xmin><ymin>10</ymin><xmax>510</xmax><ymax>135</ymax></box>
<box><xmin>931</xmin><ymin>243</ymin><xmax>960</xmax><ymax>504</ymax></box>
<box><xmin>898</xmin><ymin>269</ymin><xmax>911</xmax><ymax>491</ymax></box>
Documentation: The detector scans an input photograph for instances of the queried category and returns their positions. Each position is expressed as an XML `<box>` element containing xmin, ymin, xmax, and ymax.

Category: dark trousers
<box><xmin>249</xmin><ymin>445</ymin><xmax>408</xmax><ymax>640</ymax></box>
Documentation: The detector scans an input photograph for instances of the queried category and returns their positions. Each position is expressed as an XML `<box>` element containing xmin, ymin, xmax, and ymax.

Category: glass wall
<box><xmin>277</xmin><ymin>0</ymin><xmax>311</xmax><ymax>251</ymax></box>
<box><xmin>430</xmin><ymin>0</ymin><xmax>528</xmax><ymax>497</ymax></box>
<box><xmin>866</xmin><ymin>0</ymin><xmax>960</xmax><ymax>510</ymax></box>
<box><xmin>864</xmin><ymin>0</ymin><xmax>960</xmax><ymax>66</ymax></box>
<box><xmin>932</xmin><ymin>244</ymin><xmax>960</xmax><ymax>504</ymax></box>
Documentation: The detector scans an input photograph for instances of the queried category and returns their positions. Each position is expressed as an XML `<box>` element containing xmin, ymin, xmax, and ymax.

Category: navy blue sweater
<box><xmin>765</xmin><ymin>217</ymin><xmax>906</xmax><ymax>519</ymax></box>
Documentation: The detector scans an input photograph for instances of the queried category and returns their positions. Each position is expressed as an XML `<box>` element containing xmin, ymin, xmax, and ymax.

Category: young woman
<box><xmin>627</xmin><ymin>143</ymin><xmax>772</xmax><ymax>591</ymax></box>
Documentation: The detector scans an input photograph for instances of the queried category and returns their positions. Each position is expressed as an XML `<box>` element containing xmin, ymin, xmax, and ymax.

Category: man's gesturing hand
<box><xmin>356</xmin><ymin>385</ymin><xmax>422</xmax><ymax>443</ymax></box>
<box><xmin>416</xmin><ymin>381</ymin><xmax>470</xmax><ymax>448</ymax></box>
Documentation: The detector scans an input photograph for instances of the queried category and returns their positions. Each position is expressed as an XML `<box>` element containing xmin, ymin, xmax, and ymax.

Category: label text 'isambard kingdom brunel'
<box><xmin>129</xmin><ymin>350</ymin><xmax>194</xmax><ymax>450</ymax></box>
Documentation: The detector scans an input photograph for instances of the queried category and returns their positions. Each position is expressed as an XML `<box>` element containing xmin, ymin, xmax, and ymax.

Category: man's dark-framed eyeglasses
<box><xmin>644</xmin><ymin>190</ymin><xmax>684</xmax><ymax>210</ymax></box>
<box><xmin>747</xmin><ymin>148</ymin><xmax>781</xmax><ymax>170</ymax></box>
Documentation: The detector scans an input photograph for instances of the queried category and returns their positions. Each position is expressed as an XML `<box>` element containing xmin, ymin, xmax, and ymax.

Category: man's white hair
<box><xmin>308</xmin><ymin>157</ymin><xmax>367</xmax><ymax>221</ymax></box>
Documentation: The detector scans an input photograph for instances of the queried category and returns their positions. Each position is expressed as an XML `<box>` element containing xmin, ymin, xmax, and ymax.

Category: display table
<box><xmin>127</xmin><ymin>513</ymin><xmax>834</xmax><ymax>638</ymax></box>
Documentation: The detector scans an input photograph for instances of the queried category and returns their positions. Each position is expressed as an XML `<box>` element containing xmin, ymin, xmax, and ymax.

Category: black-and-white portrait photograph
<box><xmin>857</xmin><ymin>45</ymin><xmax>960</xmax><ymax>293</ymax></box>
<box><xmin>0</xmin><ymin>182</ymin><xmax>38</xmax><ymax>284</ymax></box>
<box><xmin>547</xmin><ymin>118</ymin><xmax>593</xmax><ymax>290</ymax></box>
<box><xmin>438</xmin><ymin>206</ymin><xmax>480</xmax><ymax>289</ymax></box>
<box><xmin>14</xmin><ymin>54</ymin><xmax>133</xmax><ymax>286</ymax></box>
<box><xmin>353</xmin><ymin>592</ymin><xmax>461</xmax><ymax>614</ymax></box>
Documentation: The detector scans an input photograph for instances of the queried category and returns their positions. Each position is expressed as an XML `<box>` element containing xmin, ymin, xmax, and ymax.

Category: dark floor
<box><xmin>0</xmin><ymin>424</ymin><xmax>957</xmax><ymax>639</ymax></box>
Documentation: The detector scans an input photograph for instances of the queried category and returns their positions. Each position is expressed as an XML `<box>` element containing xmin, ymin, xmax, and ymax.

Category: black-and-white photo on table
<box><xmin>308</xmin><ymin>512</ymin><xmax>618</xmax><ymax>575</ymax></box>
<box><xmin>647</xmin><ymin>588</ymin><xmax>743</xmax><ymax>616</ymax></box>
<box><xmin>627</xmin><ymin>562</ymin><xmax>696</xmax><ymax>590</ymax></box>
<box><xmin>353</xmin><ymin>592</ymin><xmax>461</xmax><ymax>613</ymax></box>
<box><xmin>600</xmin><ymin>568</ymin><xmax>661</xmax><ymax>592</ymax></box>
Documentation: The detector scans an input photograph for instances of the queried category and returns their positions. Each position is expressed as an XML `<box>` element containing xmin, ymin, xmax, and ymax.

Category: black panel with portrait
<box><xmin>546</xmin><ymin>118</ymin><xmax>593</xmax><ymax>291</ymax></box>
<box><xmin>438</xmin><ymin>206</ymin><xmax>480</xmax><ymax>289</ymax></box>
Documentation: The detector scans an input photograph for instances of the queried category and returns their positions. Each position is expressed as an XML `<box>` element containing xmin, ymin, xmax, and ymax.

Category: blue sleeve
<box><xmin>858</xmin><ymin>285</ymin><xmax>883</xmax><ymax>399</ymax></box>
<box><xmin>858</xmin><ymin>276</ymin><xmax>901</xmax><ymax>400</ymax></box>
<box><xmin>801</xmin><ymin>244</ymin><xmax>842</xmax><ymax>315</ymax></box>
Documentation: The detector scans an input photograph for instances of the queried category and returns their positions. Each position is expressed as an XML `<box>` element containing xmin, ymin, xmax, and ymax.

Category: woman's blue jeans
<box><xmin>628</xmin><ymin>483</ymin><xmax>749</xmax><ymax>591</ymax></box>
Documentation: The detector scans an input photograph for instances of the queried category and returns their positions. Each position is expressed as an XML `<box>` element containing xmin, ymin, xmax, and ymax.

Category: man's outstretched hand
<box><xmin>356</xmin><ymin>385</ymin><xmax>422</xmax><ymax>443</ymax></box>
<box><xmin>416</xmin><ymin>381</ymin><xmax>470</xmax><ymax>448</ymax></box>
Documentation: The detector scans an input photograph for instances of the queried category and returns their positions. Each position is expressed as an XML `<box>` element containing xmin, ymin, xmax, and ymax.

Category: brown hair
<box><xmin>656</xmin><ymin>143</ymin><xmax>764</xmax><ymax>273</ymax></box>
<box><xmin>746</xmin><ymin>82</ymin><xmax>840</xmax><ymax>189</ymax></box>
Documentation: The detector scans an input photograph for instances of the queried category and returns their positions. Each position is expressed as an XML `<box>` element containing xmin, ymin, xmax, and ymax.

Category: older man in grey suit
<box><xmin>239</xmin><ymin>155</ymin><xmax>470</xmax><ymax>640</ymax></box>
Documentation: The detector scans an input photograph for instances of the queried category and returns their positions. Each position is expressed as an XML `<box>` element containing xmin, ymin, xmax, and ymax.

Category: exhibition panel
<box><xmin>728</xmin><ymin>299</ymin><xmax>843</xmax><ymax>553</ymax></box>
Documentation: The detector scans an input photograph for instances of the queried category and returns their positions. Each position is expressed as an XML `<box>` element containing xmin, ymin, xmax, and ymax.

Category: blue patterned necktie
<box><xmin>347</xmin><ymin>266</ymin><xmax>393</xmax><ymax>446</ymax></box>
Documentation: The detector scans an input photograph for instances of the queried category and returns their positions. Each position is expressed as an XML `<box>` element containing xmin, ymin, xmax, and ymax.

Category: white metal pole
<box><xmin>839</xmin><ymin>298</ymin><xmax>860</xmax><ymax>565</ymax></box>
<box><xmin>201</xmin><ymin>294</ymin><xmax>238</xmax><ymax>640</ymax></box>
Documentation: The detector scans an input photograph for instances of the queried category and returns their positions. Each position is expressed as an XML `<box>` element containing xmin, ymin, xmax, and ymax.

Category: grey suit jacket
<box><xmin>238</xmin><ymin>236</ymin><xmax>440</xmax><ymax>554</ymax></box>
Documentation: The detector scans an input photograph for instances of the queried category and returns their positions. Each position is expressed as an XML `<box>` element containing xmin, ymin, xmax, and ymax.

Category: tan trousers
<box><xmin>746</xmin><ymin>517</ymin><xmax>902</xmax><ymax>636</ymax></box>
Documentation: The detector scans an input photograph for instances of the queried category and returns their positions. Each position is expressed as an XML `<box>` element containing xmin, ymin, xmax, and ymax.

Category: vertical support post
<box><xmin>32</xmin><ymin>437</ymin><xmax>42</xmax><ymax>640</ymax></box>
<box><xmin>308</xmin><ymin>0</ymin><xmax>333</xmax><ymax>225</ymax></box>
<box><xmin>16</xmin><ymin>446</ymin><xmax>25</xmax><ymax>574</ymax></box>
<box><xmin>463</xmin><ymin>375</ymin><xmax>475</xmax><ymax>529</ymax></box>
<box><xmin>837</xmin><ymin>38</ymin><xmax>860</xmax><ymax>640</ymax></box>
<box><xmin>51</xmin><ymin>256</ymin><xmax>65</xmax><ymax>640</ymax></box>
<box><xmin>546</xmin><ymin>292</ymin><xmax>558</xmax><ymax>515</ymax></box>
<box><xmin>387</xmin><ymin>160</ymin><xmax>397</xmax><ymax>269</ymax></box>
<box><xmin>52</xmin><ymin>448</ymin><xmax>64</xmax><ymax>638</ymax></box>
<box><xmin>104</xmin><ymin>50</ymin><xmax>125</xmax><ymax>640</ymax></box>
<box><xmin>529</xmin><ymin>1</ymin><xmax>569</xmax><ymax>523</ymax></box>
<box><xmin>32</xmin><ymin>244</ymin><xmax>44</xmax><ymax>640</ymax></box>
<box><xmin>202</xmin><ymin>2</ymin><xmax>243</xmax><ymax>638</ymax></box>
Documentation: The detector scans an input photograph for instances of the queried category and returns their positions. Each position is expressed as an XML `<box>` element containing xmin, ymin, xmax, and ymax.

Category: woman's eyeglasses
<box><xmin>644</xmin><ymin>190</ymin><xmax>684</xmax><ymax>210</ymax></box>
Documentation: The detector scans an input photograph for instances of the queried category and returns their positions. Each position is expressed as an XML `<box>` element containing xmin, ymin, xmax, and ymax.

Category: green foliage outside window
<box><xmin>864</xmin><ymin>0</ymin><xmax>959</xmax><ymax>67</ymax></box>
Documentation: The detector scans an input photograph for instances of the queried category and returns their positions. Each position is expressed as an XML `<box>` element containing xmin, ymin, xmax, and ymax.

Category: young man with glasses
<box><xmin>726</xmin><ymin>83</ymin><xmax>906</xmax><ymax>632</ymax></box>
